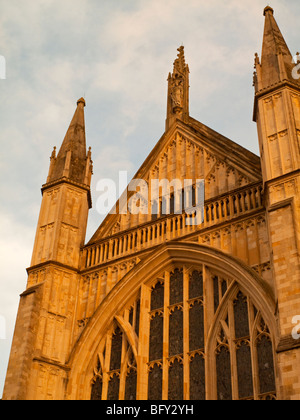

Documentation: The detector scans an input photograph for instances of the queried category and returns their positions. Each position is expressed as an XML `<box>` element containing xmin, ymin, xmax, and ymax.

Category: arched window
<box><xmin>89</xmin><ymin>264</ymin><xmax>276</xmax><ymax>400</ymax></box>
<box><xmin>91</xmin><ymin>299</ymin><xmax>140</xmax><ymax>400</ymax></box>
<box><xmin>213</xmin><ymin>288</ymin><xmax>276</xmax><ymax>400</ymax></box>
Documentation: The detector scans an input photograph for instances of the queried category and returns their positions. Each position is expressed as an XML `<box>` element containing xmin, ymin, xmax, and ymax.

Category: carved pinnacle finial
<box><xmin>166</xmin><ymin>46</ymin><xmax>189</xmax><ymax>130</ymax></box>
<box><xmin>51</xmin><ymin>146</ymin><xmax>57</xmax><ymax>160</ymax></box>
<box><xmin>77</xmin><ymin>97</ymin><xmax>86</xmax><ymax>107</ymax></box>
<box><xmin>87</xmin><ymin>146</ymin><xmax>92</xmax><ymax>159</ymax></box>
<box><xmin>264</xmin><ymin>6</ymin><xmax>274</xmax><ymax>16</ymax></box>
<box><xmin>173</xmin><ymin>45</ymin><xmax>186</xmax><ymax>75</ymax></box>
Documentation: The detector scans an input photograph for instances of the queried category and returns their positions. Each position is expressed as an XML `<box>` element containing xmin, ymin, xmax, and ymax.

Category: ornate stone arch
<box><xmin>205</xmin><ymin>281</ymin><xmax>278</xmax><ymax>400</ymax></box>
<box><xmin>66</xmin><ymin>242</ymin><xmax>277</xmax><ymax>400</ymax></box>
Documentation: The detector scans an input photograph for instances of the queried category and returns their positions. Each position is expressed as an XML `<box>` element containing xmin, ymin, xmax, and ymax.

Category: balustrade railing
<box><xmin>83</xmin><ymin>183</ymin><xmax>263</xmax><ymax>269</ymax></box>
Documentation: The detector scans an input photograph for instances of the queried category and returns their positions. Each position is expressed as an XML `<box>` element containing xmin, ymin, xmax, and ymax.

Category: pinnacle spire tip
<box><xmin>77</xmin><ymin>97</ymin><xmax>86</xmax><ymax>107</ymax></box>
<box><xmin>264</xmin><ymin>6</ymin><xmax>274</xmax><ymax>16</ymax></box>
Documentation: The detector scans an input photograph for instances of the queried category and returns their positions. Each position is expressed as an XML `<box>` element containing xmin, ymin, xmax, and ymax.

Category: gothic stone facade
<box><xmin>3</xmin><ymin>7</ymin><xmax>300</xmax><ymax>400</ymax></box>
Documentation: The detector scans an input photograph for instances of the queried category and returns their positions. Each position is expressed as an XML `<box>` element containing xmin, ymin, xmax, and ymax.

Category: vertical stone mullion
<box><xmin>183</xmin><ymin>266</ymin><xmax>190</xmax><ymax>400</ymax></box>
<box><xmin>137</xmin><ymin>284</ymin><xmax>151</xmax><ymax>400</ymax></box>
<box><xmin>102</xmin><ymin>333</ymin><xmax>112</xmax><ymax>400</ymax></box>
<box><xmin>249</xmin><ymin>299</ymin><xmax>260</xmax><ymax>400</ymax></box>
<box><xmin>231</xmin><ymin>298</ymin><xmax>240</xmax><ymax>400</ymax></box>
<box><xmin>162</xmin><ymin>271</ymin><xmax>170</xmax><ymax>400</ymax></box>
<box><xmin>204</xmin><ymin>265</ymin><xmax>215</xmax><ymax>399</ymax></box>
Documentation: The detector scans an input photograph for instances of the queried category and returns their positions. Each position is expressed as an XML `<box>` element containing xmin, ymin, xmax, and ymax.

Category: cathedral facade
<box><xmin>3</xmin><ymin>6</ymin><xmax>300</xmax><ymax>400</ymax></box>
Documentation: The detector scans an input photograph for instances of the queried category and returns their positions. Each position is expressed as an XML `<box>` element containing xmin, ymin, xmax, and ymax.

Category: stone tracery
<box><xmin>88</xmin><ymin>247</ymin><xmax>277</xmax><ymax>401</ymax></box>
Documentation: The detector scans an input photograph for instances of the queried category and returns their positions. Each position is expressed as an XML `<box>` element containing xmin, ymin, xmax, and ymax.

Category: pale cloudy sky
<box><xmin>0</xmin><ymin>0</ymin><xmax>299</xmax><ymax>397</ymax></box>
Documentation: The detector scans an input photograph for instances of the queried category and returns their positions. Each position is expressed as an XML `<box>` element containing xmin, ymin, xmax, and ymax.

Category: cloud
<box><xmin>0</xmin><ymin>211</ymin><xmax>33</xmax><ymax>304</ymax></box>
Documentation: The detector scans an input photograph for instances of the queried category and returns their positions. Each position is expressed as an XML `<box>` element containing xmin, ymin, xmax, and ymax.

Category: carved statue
<box><xmin>170</xmin><ymin>77</ymin><xmax>183</xmax><ymax>110</ymax></box>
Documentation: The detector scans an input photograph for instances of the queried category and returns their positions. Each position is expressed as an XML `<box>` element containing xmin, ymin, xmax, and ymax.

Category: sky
<box><xmin>0</xmin><ymin>0</ymin><xmax>299</xmax><ymax>398</ymax></box>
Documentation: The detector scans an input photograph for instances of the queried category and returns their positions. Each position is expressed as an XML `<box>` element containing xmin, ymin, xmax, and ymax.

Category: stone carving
<box><xmin>170</xmin><ymin>78</ymin><xmax>184</xmax><ymax>111</ymax></box>
<box><xmin>168</xmin><ymin>46</ymin><xmax>188</xmax><ymax>116</ymax></box>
